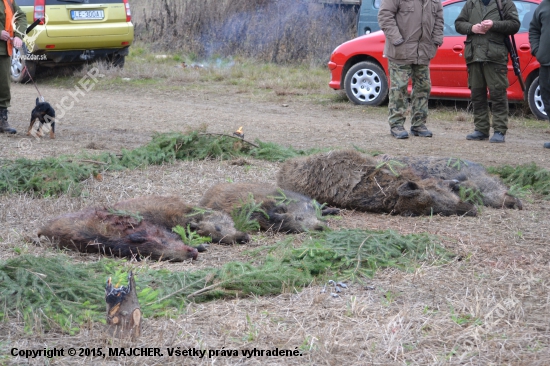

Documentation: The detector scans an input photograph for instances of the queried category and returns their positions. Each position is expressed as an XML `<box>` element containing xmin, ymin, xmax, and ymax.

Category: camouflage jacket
<box><xmin>378</xmin><ymin>0</ymin><xmax>444</xmax><ymax>65</ymax></box>
<box><xmin>0</xmin><ymin>0</ymin><xmax>27</xmax><ymax>56</ymax></box>
<box><xmin>455</xmin><ymin>0</ymin><xmax>520</xmax><ymax>65</ymax></box>
<box><xmin>529</xmin><ymin>0</ymin><xmax>550</xmax><ymax>66</ymax></box>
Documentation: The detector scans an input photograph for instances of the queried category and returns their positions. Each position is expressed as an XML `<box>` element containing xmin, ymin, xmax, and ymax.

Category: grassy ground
<box><xmin>1</xmin><ymin>42</ymin><xmax>550</xmax><ymax>365</ymax></box>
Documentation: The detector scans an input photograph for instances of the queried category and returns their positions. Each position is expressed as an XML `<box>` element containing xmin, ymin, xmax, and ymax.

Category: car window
<box><xmin>374</xmin><ymin>0</ymin><xmax>381</xmax><ymax>9</ymax></box>
<box><xmin>443</xmin><ymin>0</ymin><xmax>538</xmax><ymax>36</ymax></box>
<box><xmin>515</xmin><ymin>1</ymin><xmax>539</xmax><ymax>33</ymax></box>
<box><xmin>443</xmin><ymin>1</ymin><xmax>466</xmax><ymax>36</ymax></box>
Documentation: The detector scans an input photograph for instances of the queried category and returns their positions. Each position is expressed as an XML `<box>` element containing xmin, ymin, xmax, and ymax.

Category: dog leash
<box><xmin>21</xmin><ymin>65</ymin><xmax>45</xmax><ymax>102</ymax></box>
<box><xmin>11</xmin><ymin>18</ymin><xmax>46</xmax><ymax>102</ymax></box>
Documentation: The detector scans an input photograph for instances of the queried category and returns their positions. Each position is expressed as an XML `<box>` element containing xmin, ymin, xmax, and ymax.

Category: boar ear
<box><xmin>442</xmin><ymin>179</ymin><xmax>461</xmax><ymax>192</ymax></box>
<box><xmin>270</xmin><ymin>212</ymin><xmax>286</xmax><ymax>223</ymax></box>
<box><xmin>269</xmin><ymin>204</ymin><xmax>290</xmax><ymax>221</ymax></box>
<box><xmin>397</xmin><ymin>181</ymin><xmax>421</xmax><ymax>197</ymax></box>
<box><xmin>272</xmin><ymin>205</ymin><xmax>288</xmax><ymax>213</ymax></box>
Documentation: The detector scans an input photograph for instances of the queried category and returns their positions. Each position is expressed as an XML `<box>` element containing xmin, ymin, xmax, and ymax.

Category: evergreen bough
<box><xmin>0</xmin><ymin>229</ymin><xmax>452</xmax><ymax>333</ymax></box>
<box><xmin>0</xmin><ymin>131</ymin><xmax>314</xmax><ymax>197</ymax></box>
<box><xmin>488</xmin><ymin>163</ymin><xmax>550</xmax><ymax>198</ymax></box>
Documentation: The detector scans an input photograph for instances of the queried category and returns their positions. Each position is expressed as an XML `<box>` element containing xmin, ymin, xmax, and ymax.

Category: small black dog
<box><xmin>28</xmin><ymin>97</ymin><xmax>56</xmax><ymax>139</ymax></box>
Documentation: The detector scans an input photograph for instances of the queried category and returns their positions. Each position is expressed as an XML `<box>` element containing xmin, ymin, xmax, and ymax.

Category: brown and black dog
<box><xmin>28</xmin><ymin>98</ymin><xmax>56</xmax><ymax>139</ymax></box>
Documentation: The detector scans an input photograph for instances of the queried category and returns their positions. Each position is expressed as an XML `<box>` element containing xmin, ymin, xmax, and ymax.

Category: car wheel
<box><xmin>527</xmin><ymin>76</ymin><xmax>548</xmax><ymax>120</ymax></box>
<box><xmin>108</xmin><ymin>54</ymin><xmax>125</xmax><ymax>68</ymax></box>
<box><xmin>10</xmin><ymin>45</ymin><xmax>36</xmax><ymax>83</ymax></box>
<box><xmin>344</xmin><ymin>61</ymin><xmax>388</xmax><ymax>106</ymax></box>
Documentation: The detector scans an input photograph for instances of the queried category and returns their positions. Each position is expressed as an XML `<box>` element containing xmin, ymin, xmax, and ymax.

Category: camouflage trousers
<box><xmin>388</xmin><ymin>61</ymin><xmax>431</xmax><ymax>128</ymax></box>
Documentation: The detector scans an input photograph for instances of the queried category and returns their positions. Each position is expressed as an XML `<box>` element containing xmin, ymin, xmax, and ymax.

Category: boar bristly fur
<box><xmin>199</xmin><ymin>183</ymin><xmax>336</xmax><ymax>233</ymax></box>
<box><xmin>37</xmin><ymin>208</ymin><xmax>198</xmax><ymax>261</ymax></box>
<box><xmin>376</xmin><ymin>155</ymin><xmax>523</xmax><ymax>210</ymax></box>
<box><xmin>277</xmin><ymin>150</ymin><xmax>477</xmax><ymax>217</ymax></box>
<box><xmin>113</xmin><ymin>196</ymin><xmax>249</xmax><ymax>244</ymax></box>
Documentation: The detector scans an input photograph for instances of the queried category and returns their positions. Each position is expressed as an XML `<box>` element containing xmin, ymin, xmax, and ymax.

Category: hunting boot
<box><xmin>410</xmin><ymin>124</ymin><xmax>433</xmax><ymax>137</ymax></box>
<box><xmin>0</xmin><ymin>108</ymin><xmax>16</xmax><ymax>134</ymax></box>
<box><xmin>390</xmin><ymin>125</ymin><xmax>409</xmax><ymax>139</ymax></box>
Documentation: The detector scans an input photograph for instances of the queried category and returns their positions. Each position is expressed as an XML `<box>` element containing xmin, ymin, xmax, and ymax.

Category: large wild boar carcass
<box><xmin>277</xmin><ymin>149</ymin><xmax>477</xmax><ymax>217</ymax></box>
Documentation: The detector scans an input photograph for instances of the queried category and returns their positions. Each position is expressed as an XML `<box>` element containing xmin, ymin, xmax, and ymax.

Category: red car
<box><xmin>328</xmin><ymin>0</ymin><xmax>546</xmax><ymax>119</ymax></box>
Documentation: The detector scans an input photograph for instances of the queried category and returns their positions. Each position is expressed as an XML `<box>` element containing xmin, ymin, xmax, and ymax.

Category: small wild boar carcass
<box><xmin>277</xmin><ymin>149</ymin><xmax>477</xmax><ymax>217</ymax></box>
<box><xmin>113</xmin><ymin>195</ymin><xmax>249</xmax><ymax>244</ymax></box>
<box><xmin>199</xmin><ymin>183</ymin><xmax>339</xmax><ymax>233</ymax></box>
<box><xmin>37</xmin><ymin>208</ymin><xmax>198</xmax><ymax>261</ymax></box>
<box><xmin>376</xmin><ymin>155</ymin><xmax>523</xmax><ymax>210</ymax></box>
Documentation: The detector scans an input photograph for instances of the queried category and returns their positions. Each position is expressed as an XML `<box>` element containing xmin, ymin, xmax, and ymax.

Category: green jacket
<box><xmin>529</xmin><ymin>0</ymin><xmax>550</xmax><ymax>66</ymax></box>
<box><xmin>0</xmin><ymin>0</ymin><xmax>27</xmax><ymax>57</ymax></box>
<box><xmin>455</xmin><ymin>0</ymin><xmax>520</xmax><ymax>65</ymax></box>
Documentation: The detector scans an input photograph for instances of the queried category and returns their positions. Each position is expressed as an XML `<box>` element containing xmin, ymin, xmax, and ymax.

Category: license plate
<box><xmin>71</xmin><ymin>10</ymin><xmax>104</xmax><ymax>20</ymax></box>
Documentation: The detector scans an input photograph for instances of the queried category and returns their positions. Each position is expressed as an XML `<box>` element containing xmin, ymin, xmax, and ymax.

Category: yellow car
<box><xmin>11</xmin><ymin>0</ymin><xmax>134</xmax><ymax>82</ymax></box>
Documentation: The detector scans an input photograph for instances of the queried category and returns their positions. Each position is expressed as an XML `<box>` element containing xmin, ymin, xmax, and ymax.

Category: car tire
<box><xmin>10</xmin><ymin>45</ymin><xmax>36</xmax><ymax>83</ymax></box>
<box><xmin>527</xmin><ymin>76</ymin><xmax>548</xmax><ymax>120</ymax></box>
<box><xmin>344</xmin><ymin>61</ymin><xmax>388</xmax><ymax>106</ymax></box>
<box><xmin>108</xmin><ymin>54</ymin><xmax>125</xmax><ymax>68</ymax></box>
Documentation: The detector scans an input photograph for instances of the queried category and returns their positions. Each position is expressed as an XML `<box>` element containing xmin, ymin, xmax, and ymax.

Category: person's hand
<box><xmin>12</xmin><ymin>37</ymin><xmax>22</xmax><ymax>48</ymax></box>
<box><xmin>472</xmin><ymin>23</ymin><xmax>487</xmax><ymax>34</ymax></box>
<box><xmin>0</xmin><ymin>30</ymin><xmax>10</xmax><ymax>42</ymax></box>
<box><xmin>393</xmin><ymin>38</ymin><xmax>405</xmax><ymax>46</ymax></box>
<box><xmin>481</xmin><ymin>19</ymin><xmax>493</xmax><ymax>31</ymax></box>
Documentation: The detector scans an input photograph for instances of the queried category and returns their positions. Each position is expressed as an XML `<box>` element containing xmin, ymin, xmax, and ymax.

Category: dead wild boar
<box><xmin>113</xmin><ymin>195</ymin><xmax>250</xmax><ymax>244</ymax></box>
<box><xmin>277</xmin><ymin>149</ymin><xmax>477</xmax><ymax>217</ymax></box>
<box><xmin>376</xmin><ymin>155</ymin><xmax>523</xmax><ymax>210</ymax></box>
<box><xmin>37</xmin><ymin>208</ymin><xmax>198</xmax><ymax>261</ymax></box>
<box><xmin>199</xmin><ymin>183</ymin><xmax>339</xmax><ymax>233</ymax></box>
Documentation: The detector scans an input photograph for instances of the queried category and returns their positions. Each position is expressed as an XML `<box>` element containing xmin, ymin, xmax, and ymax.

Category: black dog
<box><xmin>28</xmin><ymin>98</ymin><xmax>56</xmax><ymax>139</ymax></box>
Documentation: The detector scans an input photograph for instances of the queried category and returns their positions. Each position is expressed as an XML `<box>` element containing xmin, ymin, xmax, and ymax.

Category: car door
<box><xmin>429</xmin><ymin>0</ymin><xmax>470</xmax><ymax>99</ymax></box>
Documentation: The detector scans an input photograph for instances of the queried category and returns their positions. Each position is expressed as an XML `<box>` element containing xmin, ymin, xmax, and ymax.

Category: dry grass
<box><xmin>2</xmin><ymin>51</ymin><xmax>550</xmax><ymax>364</ymax></box>
<box><xmin>1</xmin><ymin>157</ymin><xmax>550</xmax><ymax>365</ymax></box>
<box><xmin>130</xmin><ymin>0</ymin><xmax>357</xmax><ymax>65</ymax></box>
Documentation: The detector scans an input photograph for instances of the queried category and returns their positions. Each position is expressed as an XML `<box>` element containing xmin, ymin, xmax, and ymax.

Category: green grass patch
<box><xmin>0</xmin><ymin>130</ymin><xmax>315</xmax><ymax>197</ymax></box>
<box><xmin>0</xmin><ymin>229</ymin><xmax>452</xmax><ymax>333</ymax></box>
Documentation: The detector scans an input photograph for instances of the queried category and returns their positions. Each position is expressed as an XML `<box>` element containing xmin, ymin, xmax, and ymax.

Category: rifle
<box><xmin>495</xmin><ymin>0</ymin><xmax>526</xmax><ymax>92</ymax></box>
<box><xmin>26</xmin><ymin>18</ymin><xmax>43</xmax><ymax>34</ymax></box>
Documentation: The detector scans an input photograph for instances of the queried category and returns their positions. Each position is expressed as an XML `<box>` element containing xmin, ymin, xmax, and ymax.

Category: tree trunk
<box><xmin>105</xmin><ymin>271</ymin><xmax>141</xmax><ymax>339</ymax></box>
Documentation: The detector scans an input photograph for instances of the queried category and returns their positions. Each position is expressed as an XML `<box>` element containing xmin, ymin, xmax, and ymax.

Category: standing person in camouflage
<box><xmin>455</xmin><ymin>0</ymin><xmax>520</xmax><ymax>143</ymax></box>
<box><xmin>528</xmin><ymin>0</ymin><xmax>550</xmax><ymax>148</ymax></box>
<box><xmin>378</xmin><ymin>0</ymin><xmax>444</xmax><ymax>139</ymax></box>
<box><xmin>0</xmin><ymin>0</ymin><xmax>26</xmax><ymax>134</ymax></box>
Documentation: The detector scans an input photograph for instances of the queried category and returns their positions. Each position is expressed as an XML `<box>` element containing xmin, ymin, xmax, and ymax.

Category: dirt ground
<box><xmin>1</xmin><ymin>79</ymin><xmax>550</xmax><ymax>365</ymax></box>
